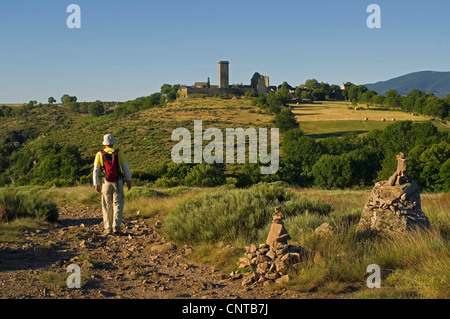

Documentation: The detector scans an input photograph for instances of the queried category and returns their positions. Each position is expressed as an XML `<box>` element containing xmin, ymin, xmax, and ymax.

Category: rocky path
<box><xmin>0</xmin><ymin>206</ymin><xmax>305</xmax><ymax>299</ymax></box>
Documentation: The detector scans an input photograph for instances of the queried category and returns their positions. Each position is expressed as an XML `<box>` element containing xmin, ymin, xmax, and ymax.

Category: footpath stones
<box><xmin>238</xmin><ymin>207</ymin><xmax>308</xmax><ymax>286</ymax></box>
<box><xmin>357</xmin><ymin>152</ymin><xmax>430</xmax><ymax>235</ymax></box>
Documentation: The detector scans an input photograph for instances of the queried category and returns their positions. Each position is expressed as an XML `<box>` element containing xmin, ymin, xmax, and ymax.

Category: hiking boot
<box><xmin>113</xmin><ymin>228</ymin><xmax>124</xmax><ymax>236</ymax></box>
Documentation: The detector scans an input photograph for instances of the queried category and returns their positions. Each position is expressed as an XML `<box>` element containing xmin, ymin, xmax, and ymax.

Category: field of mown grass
<box><xmin>292</xmin><ymin>101</ymin><xmax>449</xmax><ymax>138</ymax></box>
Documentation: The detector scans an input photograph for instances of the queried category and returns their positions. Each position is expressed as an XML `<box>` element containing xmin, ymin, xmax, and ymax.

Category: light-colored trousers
<box><xmin>101</xmin><ymin>178</ymin><xmax>124</xmax><ymax>232</ymax></box>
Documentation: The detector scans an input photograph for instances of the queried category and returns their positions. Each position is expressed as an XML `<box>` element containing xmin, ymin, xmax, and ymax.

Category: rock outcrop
<box><xmin>237</xmin><ymin>207</ymin><xmax>308</xmax><ymax>286</ymax></box>
<box><xmin>357</xmin><ymin>152</ymin><xmax>430</xmax><ymax>235</ymax></box>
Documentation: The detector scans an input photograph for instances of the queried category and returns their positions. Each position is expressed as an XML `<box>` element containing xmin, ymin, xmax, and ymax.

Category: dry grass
<box><xmin>123</xmin><ymin>187</ymin><xmax>215</xmax><ymax>220</ymax></box>
<box><xmin>291</xmin><ymin>101</ymin><xmax>430</xmax><ymax>122</ymax></box>
<box><xmin>139</xmin><ymin>98</ymin><xmax>273</xmax><ymax>127</ymax></box>
<box><xmin>290</xmin><ymin>101</ymin><xmax>449</xmax><ymax>137</ymax></box>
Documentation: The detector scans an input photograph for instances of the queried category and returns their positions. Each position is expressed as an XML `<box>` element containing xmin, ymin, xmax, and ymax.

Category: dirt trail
<box><xmin>0</xmin><ymin>206</ymin><xmax>306</xmax><ymax>299</ymax></box>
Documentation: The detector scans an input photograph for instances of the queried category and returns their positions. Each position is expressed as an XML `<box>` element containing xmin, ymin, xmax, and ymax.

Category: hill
<box><xmin>364</xmin><ymin>71</ymin><xmax>450</xmax><ymax>97</ymax></box>
<box><xmin>1</xmin><ymin>96</ymin><xmax>449</xmax><ymax>191</ymax></box>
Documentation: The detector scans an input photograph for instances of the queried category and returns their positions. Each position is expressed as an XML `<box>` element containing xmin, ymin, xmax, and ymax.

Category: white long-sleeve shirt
<box><xmin>92</xmin><ymin>148</ymin><xmax>132</xmax><ymax>186</ymax></box>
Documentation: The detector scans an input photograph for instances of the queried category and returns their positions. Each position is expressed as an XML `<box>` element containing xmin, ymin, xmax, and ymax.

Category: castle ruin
<box><xmin>178</xmin><ymin>61</ymin><xmax>273</xmax><ymax>98</ymax></box>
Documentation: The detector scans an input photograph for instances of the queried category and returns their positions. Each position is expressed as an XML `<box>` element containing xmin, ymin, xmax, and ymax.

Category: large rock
<box><xmin>357</xmin><ymin>153</ymin><xmax>430</xmax><ymax>235</ymax></box>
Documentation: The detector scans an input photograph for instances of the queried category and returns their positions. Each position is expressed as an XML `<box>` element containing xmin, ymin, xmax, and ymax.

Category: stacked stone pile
<box><xmin>357</xmin><ymin>152</ymin><xmax>430</xmax><ymax>234</ymax></box>
<box><xmin>237</xmin><ymin>207</ymin><xmax>309</xmax><ymax>286</ymax></box>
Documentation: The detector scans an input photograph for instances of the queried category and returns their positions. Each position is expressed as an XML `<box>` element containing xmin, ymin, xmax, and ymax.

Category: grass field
<box><xmin>291</xmin><ymin>101</ymin><xmax>449</xmax><ymax>138</ymax></box>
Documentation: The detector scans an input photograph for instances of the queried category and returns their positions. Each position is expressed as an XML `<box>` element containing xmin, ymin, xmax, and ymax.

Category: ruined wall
<box><xmin>178</xmin><ymin>86</ymin><xmax>255</xmax><ymax>98</ymax></box>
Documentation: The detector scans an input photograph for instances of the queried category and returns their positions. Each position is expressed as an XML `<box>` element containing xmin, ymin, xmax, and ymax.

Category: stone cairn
<box><xmin>357</xmin><ymin>152</ymin><xmax>430</xmax><ymax>235</ymax></box>
<box><xmin>237</xmin><ymin>207</ymin><xmax>308</xmax><ymax>286</ymax></box>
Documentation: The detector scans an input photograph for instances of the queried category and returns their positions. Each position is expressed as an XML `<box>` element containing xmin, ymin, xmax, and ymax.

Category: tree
<box><xmin>361</xmin><ymin>90</ymin><xmax>376</xmax><ymax>105</ymax></box>
<box><xmin>61</xmin><ymin>94</ymin><xmax>77</xmax><ymax>104</ymax></box>
<box><xmin>274</xmin><ymin>108</ymin><xmax>299</xmax><ymax>132</ymax></box>
<box><xmin>402</xmin><ymin>89</ymin><xmax>423</xmax><ymax>112</ymax></box>
<box><xmin>282</xmin><ymin>135</ymin><xmax>321</xmax><ymax>186</ymax></box>
<box><xmin>311</xmin><ymin>88</ymin><xmax>327</xmax><ymax>101</ymax></box>
<box><xmin>266</xmin><ymin>92</ymin><xmax>282</xmax><ymax>114</ymax></box>
<box><xmin>318</xmin><ymin>82</ymin><xmax>331</xmax><ymax>98</ymax></box>
<box><xmin>160</xmin><ymin>84</ymin><xmax>172</xmax><ymax>94</ymax></box>
<box><xmin>275</xmin><ymin>82</ymin><xmax>292</xmax><ymax>105</ymax></box>
<box><xmin>346</xmin><ymin>148</ymin><xmax>381</xmax><ymax>186</ymax></box>
<box><xmin>312</xmin><ymin>154</ymin><xmax>353</xmax><ymax>189</ymax></box>
<box><xmin>418</xmin><ymin>141</ymin><xmax>450</xmax><ymax>191</ymax></box>
<box><xmin>330</xmin><ymin>84</ymin><xmax>343</xmax><ymax>100</ymax></box>
<box><xmin>166</xmin><ymin>91</ymin><xmax>177</xmax><ymax>102</ymax></box>
<box><xmin>423</xmin><ymin>96</ymin><xmax>448</xmax><ymax>119</ymax></box>
<box><xmin>301</xmin><ymin>90</ymin><xmax>312</xmax><ymax>101</ymax></box>
<box><xmin>48</xmin><ymin>97</ymin><xmax>56</xmax><ymax>104</ymax></box>
<box><xmin>89</xmin><ymin>100</ymin><xmax>104</xmax><ymax>117</ymax></box>
<box><xmin>384</xmin><ymin>89</ymin><xmax>401</xmax><ymax>108</ymax></box>
<box><xmin>79</xmin><ymin>103</ymin><xmax>89</xmax><ymax>113</ymax></box>
<box><xmin>373</xmin><ymin>94</ymin><xmax>385</xmax><ymax>106</ymax></box>
<box><xmin>305</xmin><ymin>79</ymin><xmax>319</xmax><ymax>89</ymax></box>
<box><xmin>69</xmin><ymin>101</ymin><xmax>80</xmax><ymax>113</ymax></box>
<box><xmin>413</xmin><ymin>96</ymin><xmax>427</xmax><ymax>114</ymax></box>
<box><xmin>347</xmin><ymin>85</ymin><xmax>367</xmax><ymax>102</ymax></box>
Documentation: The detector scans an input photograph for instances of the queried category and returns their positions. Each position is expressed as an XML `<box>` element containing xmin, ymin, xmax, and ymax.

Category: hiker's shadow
<box><xmin>0</xmin><ymin>245</ymin><xmax>77</xmax><ymax>272</ymax></box>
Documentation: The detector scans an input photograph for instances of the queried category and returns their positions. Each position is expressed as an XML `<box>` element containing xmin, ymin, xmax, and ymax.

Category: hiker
<box><xmin>93</xmin><ymin>134</ymin><xmax>132</xmax><ymax>235</ymax></box>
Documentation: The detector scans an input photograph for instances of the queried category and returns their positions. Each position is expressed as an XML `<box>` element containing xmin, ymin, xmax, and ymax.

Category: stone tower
<box><xmin>218</xmin><ymin>61</ymin><xmax>229</xmax><ymax>88</ymax></box>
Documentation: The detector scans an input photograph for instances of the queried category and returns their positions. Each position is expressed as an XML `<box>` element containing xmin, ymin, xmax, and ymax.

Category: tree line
<box><xmin>0</xmin><ymin>94</ymin><xmax>106</xmax><ymax>117</ymax></box>
<box><xmin>251</xmin><ymin>78</ymin><xmax>450</xmax><ymax>121</ymax></box>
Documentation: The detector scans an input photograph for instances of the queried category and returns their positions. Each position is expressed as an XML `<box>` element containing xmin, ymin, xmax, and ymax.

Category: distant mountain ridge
<box><xmin>364</xmin><ymin>71</ymin><xmax>450</xmax><ymax>98</ymax></box>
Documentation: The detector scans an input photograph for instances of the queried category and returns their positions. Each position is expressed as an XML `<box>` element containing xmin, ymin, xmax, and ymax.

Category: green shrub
<box><xmin>183</xmin><ymin>163</ymin><xmax>226</xmax><ymax>187</ymax></box>
<box><xmin>125</xmin><ymin>187</ymin><xmax>164</xmax><ymax>200</ymax></box>
<box><xmin>0</xmin><ymin>187</ymin><xmax>58</xmax><ymax>222</ymax></box>
<box><xmin>164</xmin><ymin>182</ymin><xmax>333</xmax><ymax>245</ymax></box>
<box><xmin>274</xmin><ymin>108</ymin><xmax>299</xmax><ymax>132</ymax></box>
<box><xmin>312</xmin><ymin>154</ymin><xmax>353</xmax><ymax>189</ymax></box>
<box><xmin>153</xmin><ymin>176</ymin><xmax>180</xmax><ymax>188</ymax></box>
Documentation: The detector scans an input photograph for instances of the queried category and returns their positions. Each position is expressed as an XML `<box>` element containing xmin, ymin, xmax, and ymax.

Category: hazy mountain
<box><xmin>364</xmin><ymin>71</ymin><xmax>450</xmax><ymax>98</ymax></box>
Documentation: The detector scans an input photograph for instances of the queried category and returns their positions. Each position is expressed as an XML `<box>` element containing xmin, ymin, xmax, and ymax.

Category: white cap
<box><xmin>102</xmin><ymin>134</ymin><xmax>116</xmax><ymax>146</ymax></box>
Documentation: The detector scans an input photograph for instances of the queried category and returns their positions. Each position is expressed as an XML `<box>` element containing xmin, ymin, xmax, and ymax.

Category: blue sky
<box><xmin>1</xmin><ymin>0</ymin><xmax>449</xmax><ymax>103</ymax></box>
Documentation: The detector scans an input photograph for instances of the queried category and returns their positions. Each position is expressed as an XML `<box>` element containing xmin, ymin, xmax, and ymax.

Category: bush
<box><xmin>183</xmin><ymin>163</ymin><xmax>226</xmax><ymax>187</ymax></box>
<box><xmin>89</xmin><ymin>100</ymin><xmax>104</xmax><ymax>117</ymax></box>
<box><xmin>274</xmin><ymin>109</ymin><xmax>299</xmax><ymax>132</ymax></box>
<box><xmin>0</xmin><ymin>188</ymin><xmax>58</xmax><ymax>222</ymax></box>
<box><xmin>124</xmin><ymin>187</ymin><xmax>164</xmax><ymax>200</ymax></box>
<box><xmin>282</xmin><ymin>135</ymin><xmax>321</xmax><ymax>186</ymax></box>
<box><xmin>165</xmin><ymin>182</ymin><xmax>332</xmax><ymax>245</ymax></box>
<box><xmin>312</xmin><ymin>154</ymin><xmax>353</xmax><ymax>189</ymax></box>
<box><xmin>5</xmin><ymin>140</ymin><xmax>84</xmax><ymax>187</ymax></box>
<box><xmin>68</xmin><ymin>102</ymin><xmax>80</xmax><ymax>113</ymax></box>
